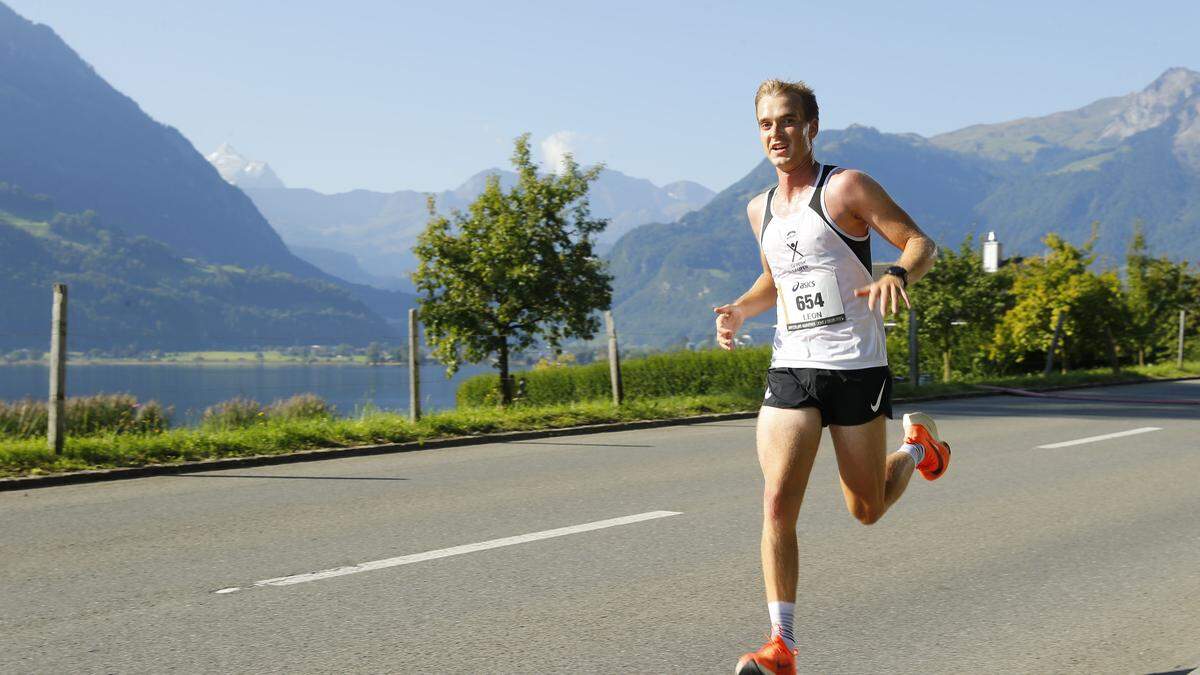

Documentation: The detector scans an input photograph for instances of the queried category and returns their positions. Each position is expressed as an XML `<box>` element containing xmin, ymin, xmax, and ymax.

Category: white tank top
<box><xmin>759</xmin><ymin>164</ymin><xmax>888</xmax><ymax>370</ymax></box>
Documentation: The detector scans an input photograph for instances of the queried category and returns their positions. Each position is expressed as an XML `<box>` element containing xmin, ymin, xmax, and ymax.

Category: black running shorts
<box><xmin>762</xmin><ymin>366</ymin><xmax>893</xmax><ymax>427</ymax></box>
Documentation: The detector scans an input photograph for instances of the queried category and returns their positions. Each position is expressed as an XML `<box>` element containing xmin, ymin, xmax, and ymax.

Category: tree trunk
<box><xmin>942</xmin><ymin>349</ymin><xmax>951</xmax><ymax>383</ymax></box>
<box><xmin>1104</xmin><ymin>326</ymin><xmax>1120</xmax><ymax>372</ymax></box>
<box><xmin>498</xmin><ymin>338</ymin><xmax>512</xmax><ymax>405</ymax></box>
<box><xmin>1138</xmin><ymin>348</ymin><xmax>1145</xmax><ymax>367</ymax></box>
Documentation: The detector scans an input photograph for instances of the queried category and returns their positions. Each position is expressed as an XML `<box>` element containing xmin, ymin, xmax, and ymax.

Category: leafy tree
<box><xmin>413</xmin><ymin>135</ymin><xmax>612</xmax><ymax>404</ymax></box>
<box><xmin>989</xmin><ymin>231</ymin><xmax>1124</xmax><ymax>372</ymax></box>
<box><xmin>901</xmin><ymin>236</ymin><xmax>1015</xmax><ymax>381</ymax></box>
<box><xmin>1124</xmin><ymin>225</ymin><xmax>1198</xmax><ymax>365</ymax></box>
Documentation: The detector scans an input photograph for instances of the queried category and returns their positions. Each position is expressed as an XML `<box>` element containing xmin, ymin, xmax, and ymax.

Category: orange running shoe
<box><xmin>903</xmin><ymin>412</ymin><xmax>951</xmax><ymax>481</ymax></box>
<box><xmin>734</xmin><ymin>634</ymin><xmax>796</xmax><ymax>675</ymax></box>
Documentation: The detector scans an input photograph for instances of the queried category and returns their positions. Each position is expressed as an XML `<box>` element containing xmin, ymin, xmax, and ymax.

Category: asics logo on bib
<box><xmin>869</xmin><ymin>380</ymin><xmax>886</xmax><ymax>412</ymax></box>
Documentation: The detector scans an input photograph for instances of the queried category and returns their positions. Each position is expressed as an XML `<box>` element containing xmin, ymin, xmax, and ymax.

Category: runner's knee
<box><xmin>762</xmin><ymin>484</ymin><xmax>803</xmax><ymax>522</ymax></box>
<box><xmin>849</xmin><ymin>499</ymin><xmax>883</xmax><ymax>525</ymax></box>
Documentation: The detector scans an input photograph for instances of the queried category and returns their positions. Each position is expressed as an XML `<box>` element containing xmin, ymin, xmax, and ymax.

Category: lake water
<box><xmin>0</xmin><ymin>362</ymin><xmax>492</xmax><ymax>425</ymax></box>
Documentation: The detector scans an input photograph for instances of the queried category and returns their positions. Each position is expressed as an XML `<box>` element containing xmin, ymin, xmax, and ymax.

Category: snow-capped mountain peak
<box><xmin>206</xmin><ymin>143</ymin><xmax>285</xmax><ymax>189</ymax></box>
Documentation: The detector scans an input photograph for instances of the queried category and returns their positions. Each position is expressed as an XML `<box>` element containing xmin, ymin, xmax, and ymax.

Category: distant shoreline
<box><xmin>0</xmin><ymin>359</ymin><xmax>398</xmax><ymax>367</ymax></box>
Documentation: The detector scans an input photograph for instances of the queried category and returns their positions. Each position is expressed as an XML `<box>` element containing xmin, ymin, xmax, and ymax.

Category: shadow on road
<box><xmin>176</xmin><ymin>474</ymin><xmax>410</xmax><ymax>481</ymax></box>
<box><xmin>503</xmin><ymin>441</ymin><xmax>654</xmax><ymax>448</ymax></box>
<box><xmin>915</xmin><ymin>395</ymin><xmax>1200</xmax><ymax>422</ymax></box>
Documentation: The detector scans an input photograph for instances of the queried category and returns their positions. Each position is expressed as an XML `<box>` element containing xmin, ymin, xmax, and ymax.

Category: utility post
<box><xmin>907</xmin><ymin>308</ymin><xmax>919</xmax><ymax>388</ymax></box>
<box><xmin>48</xmin><ymin>283</ymin><xmax>67</xmax><ymax>455</ymax></box>
<box><xmin>605</xmin><ymin>310</ymin><xmax>623</xmax><ymax>405</ymax></box>
<box><xmin>1179</xmin><ymin>309</ymin><xmax>1187</xmax><ymax>368</ymax></box>
<box><xmin>408</xmin><ymin>308</ymin><xmax>420</xmax><ymax>422</ymax></box>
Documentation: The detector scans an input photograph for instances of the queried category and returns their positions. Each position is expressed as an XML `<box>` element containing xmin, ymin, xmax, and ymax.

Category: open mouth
<box><xmin>771</xmin><ymin>143</ymin><xmax>788</xmax><ymax>153</ymax></box>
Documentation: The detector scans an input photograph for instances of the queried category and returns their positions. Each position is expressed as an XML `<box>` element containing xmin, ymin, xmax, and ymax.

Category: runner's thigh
<box><xmin>756</xmin><ymin>405</ymin><xmax>823</xmax><ymax>490</ymax></box>
<box><xmin>829</xmin><ymin>416</ymin><xmax>888</xmax><ymax>505</ymax></box>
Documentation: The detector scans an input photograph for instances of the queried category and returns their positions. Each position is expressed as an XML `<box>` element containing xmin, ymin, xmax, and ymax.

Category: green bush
<box><xmin>0</xmin><ymin>394</ymin><xmax>170</xmax><ymax>438</ymax></box>
<box><xmin>457</xmin><ymin>346</ymin><xmax>772</xmax><ymax>407</ymax></box>
<box><xmin>201</xmin><ymin>396</ymin><xmax>264</xmax><ymax>430</ymax></box>
<box><xmin>266</xmin><ymin>393</ymin><xmax>335</xmax><ymax>420</ymax></box>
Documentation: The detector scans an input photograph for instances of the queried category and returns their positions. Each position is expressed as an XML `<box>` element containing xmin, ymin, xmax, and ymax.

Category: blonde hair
<box><xmin>755</xmin><ymin>79</ymin><xmax>819</xmax><ymax>122</ymax></box>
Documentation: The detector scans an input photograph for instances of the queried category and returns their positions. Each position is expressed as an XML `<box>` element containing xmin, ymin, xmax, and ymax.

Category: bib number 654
<box><xmin>795</xmin><ymin>293</ymin><xmax>826</xmax><ymax>311</ymax></box>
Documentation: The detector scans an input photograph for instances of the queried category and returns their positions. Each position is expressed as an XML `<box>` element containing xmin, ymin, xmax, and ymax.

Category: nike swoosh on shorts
<box><xmin>869</xmin><ymin>379</ymin><xmax>886</xmax><ymax>412</ymax></box>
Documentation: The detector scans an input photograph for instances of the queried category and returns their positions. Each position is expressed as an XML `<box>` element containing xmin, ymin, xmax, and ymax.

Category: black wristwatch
<box><xmin>884</xmin><ymin>265</ymin><xmax>908</xmax><ymax>288</ymax></box>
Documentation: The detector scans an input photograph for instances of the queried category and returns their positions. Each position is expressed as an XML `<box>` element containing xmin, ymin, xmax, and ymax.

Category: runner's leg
<box><xmin>828</xmin><ymin>416</ymin><xmax>914</xmax><ymax>525</ymax></box>
<box><xmin>757</xmin><ymin>406</ymin><xmax>823</xmax><ymax>602</ymax></box>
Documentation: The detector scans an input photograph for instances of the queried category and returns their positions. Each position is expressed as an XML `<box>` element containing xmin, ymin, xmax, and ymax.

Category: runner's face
<box><xmin>757</xmin><ymin>94</ymin><xmax>816</xmax><ymax>170</ymax></box>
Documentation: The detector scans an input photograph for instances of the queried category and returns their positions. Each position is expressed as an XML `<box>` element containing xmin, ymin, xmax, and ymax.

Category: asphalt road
<box><xmin>2</xmin><ymin>381</ymin><xmax>1198</xmax><ymax>674</ymax></box>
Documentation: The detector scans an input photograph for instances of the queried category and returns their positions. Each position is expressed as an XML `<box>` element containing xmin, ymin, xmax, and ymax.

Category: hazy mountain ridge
<box><xmin>0</xmin><ymin>2</ymin><xmax>415</xmax><ymax>338</ymax></box>
<box><xmin>239</xmin><ymin>166</ymin><xmax>714</xmax><ymax>290</ymax></box>
<box><xmin>0</xmin><ymin>3</ymin><xmax>304</xmax><ymax>274</ymax></box>
<box><xmin>0</xmin><ymin>184</ymin><xmax>392</xmax><ymax>350</ymax></box>
<box><xmin>932</xmin><ymin>67</ymin><xmax>1200</xmax><ymax>171</ymax></box>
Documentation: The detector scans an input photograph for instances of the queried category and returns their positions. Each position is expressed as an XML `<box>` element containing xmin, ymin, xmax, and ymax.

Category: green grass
<box><xmin>2</xmin><ymin>361</ymin><xmax>1197</xmax><ymax>479</ymax></box>
<box><xmin>0</xmin><ymin>393</ymin><xmax>757</xmax><ymax>478</ymax></box>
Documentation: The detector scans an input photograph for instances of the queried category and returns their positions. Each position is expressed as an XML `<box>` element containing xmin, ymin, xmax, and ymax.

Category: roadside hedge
<box><xmin>457</xmin><ymin>346</ymin><xmax>772</xmax><ymax>407</ymax></box>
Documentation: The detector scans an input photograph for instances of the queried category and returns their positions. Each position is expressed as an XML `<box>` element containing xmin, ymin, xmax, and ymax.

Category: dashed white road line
<box><xmin>214</xmin><ymin>510</ymin><xmax>681</xmax><ymax>594</ymax></box>
<box><xmin>1036</xmin><ymin>426</ymin><xmax>1162</xmax><ymax>449</ymax></box>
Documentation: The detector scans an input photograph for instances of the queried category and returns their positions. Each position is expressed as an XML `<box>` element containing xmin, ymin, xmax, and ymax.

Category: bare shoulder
<box><xmin>825</xmin><ymin>168</ymin><xmax>884</xmax><ymax>206</ymax></box>
<box><xmin>746</xmin><ymin>191</ymin><xmax>768</xmax><ymax>234</ymax></box>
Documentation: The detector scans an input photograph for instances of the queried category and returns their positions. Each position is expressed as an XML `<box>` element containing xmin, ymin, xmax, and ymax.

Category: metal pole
<box><xmin>408</xmin><ymin>308</ymin><xmax>420</xmax><ymax>422</ymax></box>
<box><xmin>605</xmin><ymin>310</ymin><xmax>623</xmax><ymax>405</ymax></box>
<box><xmin>1179</xmin><ymin>309</ymin><xmax>1187</xmax><ymax>368</ymax></box>
<box><xmin>48</xmin><ymin>283</ymin><xmax>67</xmax><ymax>455</ymax></box>
<box><xmin>907</xmin><ymin>308</ymin><xmax>919</xmax><ymax>388</ymax></box>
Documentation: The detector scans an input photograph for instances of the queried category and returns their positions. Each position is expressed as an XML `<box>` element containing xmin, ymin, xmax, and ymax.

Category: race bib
<box><xmin>781</xmin><ymin>271</ymin><xmax>846</xmax><ymax>331</ymax></box>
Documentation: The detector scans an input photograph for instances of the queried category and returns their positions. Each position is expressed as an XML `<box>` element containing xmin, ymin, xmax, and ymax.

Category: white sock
<box><xmin>899</xmin><ymin>442</ymin><xmax>925</xmax><ymax>467</ymax></box>
<box><xmin>768</xmin><ymin>601</ymin><xmax>796</xmax><ymax>650</ymax></box>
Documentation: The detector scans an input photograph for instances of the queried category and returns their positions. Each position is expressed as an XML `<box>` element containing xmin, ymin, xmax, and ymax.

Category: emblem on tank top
<box><xmin>784</xmin><ymin>230</ymin><xmax>805</xmax><ymax>263</ymax></box>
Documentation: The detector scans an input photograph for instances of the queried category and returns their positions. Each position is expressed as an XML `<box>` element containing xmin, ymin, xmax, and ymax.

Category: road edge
<box><xmin>3</xmin><ymin>375</ymin><xmax>1197</xmax><ymax>492</ymax></box>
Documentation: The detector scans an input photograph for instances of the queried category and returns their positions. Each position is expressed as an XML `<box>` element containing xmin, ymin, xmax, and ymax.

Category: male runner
<box><xmin>715</xmin><ymin>79</ymin><xmax>951</xmax><ymax>675</ymax></box>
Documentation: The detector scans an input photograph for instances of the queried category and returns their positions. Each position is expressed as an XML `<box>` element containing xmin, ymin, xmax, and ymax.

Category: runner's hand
<box><xmin>713</xmin><ymin>304</ymin><xmax>745</xmax><ymax>351</ymax></box>
<box><xmin>853</xmin><ymin>275</ymin><xmax>910</xmax><ymax>317</ymax></box>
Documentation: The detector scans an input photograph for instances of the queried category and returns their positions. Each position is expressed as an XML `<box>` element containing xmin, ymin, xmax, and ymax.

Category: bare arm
<box><xmin>714</xmin><ymin>194</ymin><xmax>777</xmax><ymax>350</ymax></box>
<box><xmin>829</xmin><ymin>170</ymin><xmax>938</xmax><ymax>315</ymax></box>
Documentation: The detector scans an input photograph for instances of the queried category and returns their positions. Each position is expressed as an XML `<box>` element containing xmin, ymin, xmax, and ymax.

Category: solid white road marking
<box><xmin>1037</xmin><ymin>426</ymin><xmax>1162</xmax><ymax>449</ymax></box>
<box><xmin>216</xmin><ymin>510</ymin><xmax>681</xmax><ymax>594</ymax></box>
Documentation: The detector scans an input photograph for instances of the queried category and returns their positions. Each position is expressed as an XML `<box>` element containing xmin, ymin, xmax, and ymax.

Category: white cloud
<box><xmin>540</xmin><ymin>130</ymin><xmax>580</xmax><ymax>173</ymax></box>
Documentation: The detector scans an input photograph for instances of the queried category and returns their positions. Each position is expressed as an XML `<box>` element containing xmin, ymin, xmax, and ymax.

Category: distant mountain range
<box><xmin>0</xmin><ymin>2</ymin><xmax>412</xmax><ymax>347</ymax></box>
<box><xmin>0</xmin><ymin>185</ymin><xmax>390</xmax><ymax>350</ymax></box>
<box><xmin>2</xmin><ymin>2</ymin><xmax>1194</xmax><ymax>353</ymax></box>
<box><xmin>608</xmin><ymin>67</ymin><xmax>1200</xmax><ymax>347</ymax></box>
<box><xmin>205</xmin><ymin>145</ymin><xmax>714</xmax><ymax>291</ymax></box>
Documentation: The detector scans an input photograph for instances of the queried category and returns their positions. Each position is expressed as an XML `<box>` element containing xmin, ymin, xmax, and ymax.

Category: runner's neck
<box><xmin>775</xmin><ymin>159</ymin><xmax>821</xmax><ymax>201</ymax></box>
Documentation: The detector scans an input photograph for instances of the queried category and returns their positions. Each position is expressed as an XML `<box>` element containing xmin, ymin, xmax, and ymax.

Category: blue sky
<box><xmin>9</xmin><ymin>1</ymin><xmax>1196</xmax><ymax>194</ymax></box>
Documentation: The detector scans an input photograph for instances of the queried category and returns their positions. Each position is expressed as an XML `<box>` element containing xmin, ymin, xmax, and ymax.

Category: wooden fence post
<box><xmin>408</xmin><ymin>308</ymin><xmax>420</xmax><ymax>422</ymax></box>
<box><xmin>605</xmin><ymin>310</ymin><xmax>623</xmax><ymax>405</ymax></box>
<box><xmin>48</xmin><ymin>283</ymin><xmax>67</xmax><ymax>455</ymax></box>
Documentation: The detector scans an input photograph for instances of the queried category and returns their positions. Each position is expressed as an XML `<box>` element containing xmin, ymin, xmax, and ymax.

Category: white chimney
<box><xmin>983</xmin><ymin>231</ymin><xmax>1002</xmax><ymax>273</ymax></box>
